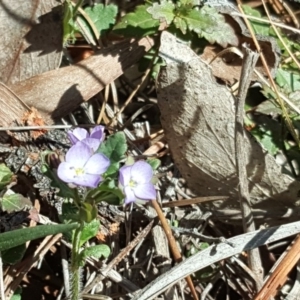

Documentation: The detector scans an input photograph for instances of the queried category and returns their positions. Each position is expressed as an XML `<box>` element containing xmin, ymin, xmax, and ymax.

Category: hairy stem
<box><xmin>71</xmin><ymin>225</ymin><xmax>82</xmax><ymax>300</ymax></box>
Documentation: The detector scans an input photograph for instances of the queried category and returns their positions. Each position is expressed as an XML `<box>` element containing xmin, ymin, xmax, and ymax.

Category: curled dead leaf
<box><xmin>157</xmin><ymin>32</ymin><xmax>300</xmax><ymax>225</ymax></box>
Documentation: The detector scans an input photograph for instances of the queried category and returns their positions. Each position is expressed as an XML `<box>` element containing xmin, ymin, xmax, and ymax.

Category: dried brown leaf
<box><xmin>0</xmin><ymin>0</ymin><xmax>62</xmax><ymax>85</ymax></box>
<box><xmin>157</xmin><ymin>32</ymin><xmax>300</xmax><ymax>225</ymax></box>
<box><xmin>9</xmin><ymin>37</ymin><xmax>154</xmax><ymax>124</ymax></box>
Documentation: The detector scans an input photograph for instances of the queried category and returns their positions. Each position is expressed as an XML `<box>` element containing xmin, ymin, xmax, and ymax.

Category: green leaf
<box><xmin>186</xmin><ymin>242</ymin><xmax>209</xmax><ymax>257</ymax></box>
<box><xmin>186</xmin><ymin>242</ymin><xmax>219</xmax><ymax>282</ymax></box>
<box><xmin>276</xmin><ymin>68</ymin><xmax>300</xmax><ymax>92</ymax></box>
<box><xmin>11</xmin><ymin>287</ymin><xmax>22</xmax><ymax>300</ymax></box>
<box><xmin>98</xmin><ymin>132</ymin><xmax>127</xmax><ymax>176</ymax></box>
<box><xmin>2</xmin><ymin>244</ymin><xmax>26</xmax><ymax>264</ymax></box>
<box><xmin>0</xmin><ymin>164</ymin><xmax>13</xmax><ymax>191</ymax></box>
<box><xmin>179</xmin><ymin>0</ymin><xmax>201</xmax><ymax>5</ymax></box>
<box><xmin>147</xmin><ymin>158</ymin><xmax>161</xmax><ymax>170</ymax></box>
<box><xmin>0</xmin><ymin>223</ymin><xmax>78</xmax><ymax>251</ymax></box>
<box><xmin>86</xmin><ymin>181</ymin><xmax>123</xmax><ymax>205</ymax></box>
<box><xmin>60</xmin><ymin>202</ymin><xmax>79</xmax><ymax>225</ymax></box>
<box><xmin>198</xmin><ymin>6</ymin><xmax>238</xmax><ymax>47</ymax></box>
<box><xmin>242</xmin><ymin>5</ymin><xmax>269</xmax><ymax>36</ymax></box>
<box><xmin>249</xmin><ymin>115</ymin><xmax>282</xmax><ymax>155</ymax></box>
<box><xmin>1</xmin><ymin>193</ymin><xmax>32</xmax><ymax>213</ymax></box>
<box><xmin>79</xmin><ymin>219</ymin><xmax>100</xmax><ymax>247</ymax></box>
<box><xmin>195</xmin><ymin>265</ymin><xmax>218</xmax><ymax>282</ymax></box>
<box><xmin>113</xmin><ymin>4</ymin><xmax>160</xmax><ymax>37</ymax></box>
<box><xmin>258</xmin><ymin>89</ymin><xmax>300</xmax><ymax>117</ymax></box>
<box><xmin>147</xmin><ymin>0</ymin><xmax>175</xmax><ymax>25</ymax></box>
<box><xmin>178</xmin><ymin>7</ymin><xmax>213</xmax><ymax>35</ymax></box>
<box><xmin>79</xmin><ymin>244</ymin><xmax>110</xmax><ymax>265</ymax></box>
<box><xmin>79</xmin><ymin>4</ymin><xmax>118</xmax><ymax>38</ymax></box>
<box><xmin>255</xmin><ymin>99</ymin><xmax>281</xmax><ymax>116</ymax></box>
<box><xmin>290</xmin><ymin>91</ymin><xmax>300</xmax><ymax>108</ymax></box>
<box><xmin>79</xmin><ymin>202</ymin><xmax>97</xmax><ymax>224</ymax></box>
<box><xmin>173</xmin><ymin>16</ymin><xmax>188</xmax><ymax>34</ymax></box>
<box><xmin>63</xmin><ymin>0</ymin><xmax>78</xmax><ymax>45</ymax></box>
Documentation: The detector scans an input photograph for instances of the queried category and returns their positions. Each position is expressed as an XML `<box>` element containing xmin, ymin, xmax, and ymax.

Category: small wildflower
<box><xmin>68</xmin><ymin>125</ymin><xmax>105</xmax><ymax>152</ymax></box>
<box><xmin>58</xmin><ymin>141</ymin><xmax>110</xmax><ymax>188</ymax></box>
<box><xmin>119</xmin><ymin>161</ymin><xmax>156</xmax><ymax>204</ymax></box>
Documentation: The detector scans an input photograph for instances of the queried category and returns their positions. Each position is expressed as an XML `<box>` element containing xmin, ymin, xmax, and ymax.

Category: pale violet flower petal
<box><xmin>84</xmin><ymin>153</ymin><xmax>110</xmax><ymax>175</ymax></box>
<box><xmin>124</xmin><ymin>186</ymin><xmax>136</xmax><ymax>204</ymax></box>
<box><xmin>57</xmin><ymin>162</ymin><xmax>76</xmax><ymax>183</ymax></box>
<box><xmin>72</xmin><ymin>173</ymin><xmax>101</xmax><ymax>188</ymax></box>
<box><xmin>65</xmin><ymin>142</ymin><xmax>93</xmax><ymax>168</ymax></box>
<box><xmin>90</xmin><ymin>125</ymin><xmax>105</xmax><ymax>141</ymax></box>
<box><xmin>134</xmin><ymin>183</ymin><xmax>156</xmax><ymax>200</ymax></box>
<box><xmin>119</xmin><ymin>165</ymin><xmax>132</xmax><ymax>186</ymax></box>
<box><xmin>118</xmin><ymin>161</ymin><xmax>156</xmax><ymax>205</ymax></box>
<box><xmin>131</xmin><ymin>161</ymin><xmax>153</xmax><ymax>183</ymax></box>
<box><xmin>68</xmin><ymin>128</ymin><xmax>89</xmax><ymax>144</ymax></box>
<box><xmin>82</xmin><ymin>138</ymin><xmax>101</xmax><ymax>152</ymax></box>
<box><xmin>58</xmin><ymin>136</ymin><xmax>107</xmax><ymax>187</ymax></box>
<box><xmin>67</xmin><ymin>131</ymin><xmax>79</xmax><ymax>145</ymax></box>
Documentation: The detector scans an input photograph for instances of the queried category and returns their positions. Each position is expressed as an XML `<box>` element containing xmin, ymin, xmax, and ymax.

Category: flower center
<box><xmin>129</xmin><ymin>179</ymin><xmax>137</xmax><ymax>188</ymax></box>
<box><xmin>74</xmin><ymin>168</ymin><xmax>85</xmax><ymax>176</ymax></box>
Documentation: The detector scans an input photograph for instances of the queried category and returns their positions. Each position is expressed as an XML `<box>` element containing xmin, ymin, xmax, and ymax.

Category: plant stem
<box><xmin>235</xmin><ymin>46</ymin><xmax>263</xmax><ymax>290</ymax></box>
<box><xmin>73</xmin><ymin>189</ymin><xmax>81</xmax><ymax>207</ymax></box>
<box><xmin>71</xmin><ymin>225</ymin><xmax>82</xmax><ymax>300</ymax></box>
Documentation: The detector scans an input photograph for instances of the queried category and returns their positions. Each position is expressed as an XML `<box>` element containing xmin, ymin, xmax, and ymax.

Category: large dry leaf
<box><xmin>0</xmin><ymin>37</ymin><xmax>153</xmax><ymax>126</ymax></box>
<box><xmin>157</xmin><ymin>32</ymin><xmax>300</xmax><ymax>224</ymax></box>
<box><xmin>0</xmin><ymin>83</ymin><xmax>29</xmax><ymax>127</ymax></box>
<box><xmin>0</xmin><ymin>0</ymin><xmax>62</xmax><ymax>85</ymax></box>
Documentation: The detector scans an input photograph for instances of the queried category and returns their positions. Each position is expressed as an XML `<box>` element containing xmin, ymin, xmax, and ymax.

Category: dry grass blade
<box><xmin>254</xmin><ymin>234</ymin><xmax>300</xmax><ymax>300</ymax></box>
<box><xmin>82</xmin><ymin>221</ymin><xmax>154</xmax><ymax>295</ymax></box>
<box><xmin>261</xmin><ymin>0</ymin><xmax>300</xmax><ymax>69</ymax></box>
<box><xmin>275</xmin><ymin>0</ymin><xmax>299</xmax><ymax>28</ymax></box>
<box><xmin>108</xmin><ymin>68</ymin><xmax>151</xmax><ymax>127</ymax></box>
<box><xmin>4</xmin><ymin>234</ymin><xmax>62</xmax><ymax>299</ymax></box>
<box><xmin>162</xmin><ymin>196</ymin><xmax>229</xmax><ymax>207</ymax></box>
<box><xmin>132</xmin><ymin>220</ymin><xmax>300</xmax><ymax>300</ymax></box>
<box><xmin>231</xmin><ymin>12</ymin><xmax>300</xmax><ymax>34</ymax></box>
<box><xmin>237</xmin><ymin>0</ymin><xmax>300</xmax><ymax>148</ymax></box>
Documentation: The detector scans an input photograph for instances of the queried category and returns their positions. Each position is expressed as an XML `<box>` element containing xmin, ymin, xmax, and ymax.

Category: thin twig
<box><xmin>162</xmin><ymin>196</ymin><xmax>229</xmax><ymax>207</ymax></box>
<box><xmin>254</xmin><ymin>234</ymin><xmax>300</xmax><ymax>299</ymax></box>
<box><xmin>210</xmin><ymin>47</ymin><xmax>300</xmax><ymax>115</ymax></box>
<box><xmin>235</xmin><ymin>45</ymin><xmax>263</xmax><ymax>290</ymax></box>
<box><xmin>108</xmin><ymin>68</ymin><xmax>151</xmax><ymax>126</ymax></box>
<box><xmin>108</xmin><ymin>48</ymin><xmax>158</xmax><ymax>127</ymax></box>
<box><xmin>81</xmin><ymin>220</ymin><xmax>154</xmax><ymax>294</ymax></box>
<box><xmin>5</xmin><ymin>234</ymin><xmax>63</xmax><ymax>298</ymax></box>
<box><xmin>171</xmin><ymin>226</ymin><xmax>234</xmax><ymax>246</ymax></box>
<box><xmin>133</xmin><ymin>220</ymin><xmax>300</xmax><ymax>300</ymax></box>
<box><xmin>0</xmin><ymin>125</ymin><xmax>73</xmax><ymax>131</ymax></box>
<box><xmin>261</xmin><ymin>0</ymin><xmax>300</xmax><ymax>69</ymax></box>
<box><xmin>151</xmin><ymin>200</ymin><xmax>199</xmax><ymax>300</ymax></box>
<box><xmin>231</xmin><ymin>12</ymin><xmax>300</xmax><ymax>34</ymax></box>
<box><xmin>237</xmin><ymin>0</ymin><xmax>300</xmax><ymax>148</ymax></box>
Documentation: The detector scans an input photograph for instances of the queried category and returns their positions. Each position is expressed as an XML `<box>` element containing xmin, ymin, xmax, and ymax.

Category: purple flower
<box><xmin>58</xmin><ymin>141</ymin><xmax>110</xmax><ymax>188</ymax></box>
<box><xmin>68</xmin><ymin>125</ymin><xmax>105</xmax><ymax>152</ymax></box>
<box><xmin>119</xmin><ymin>161</ymin><xmax>156</xmax><ymax>204</ymax></box>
